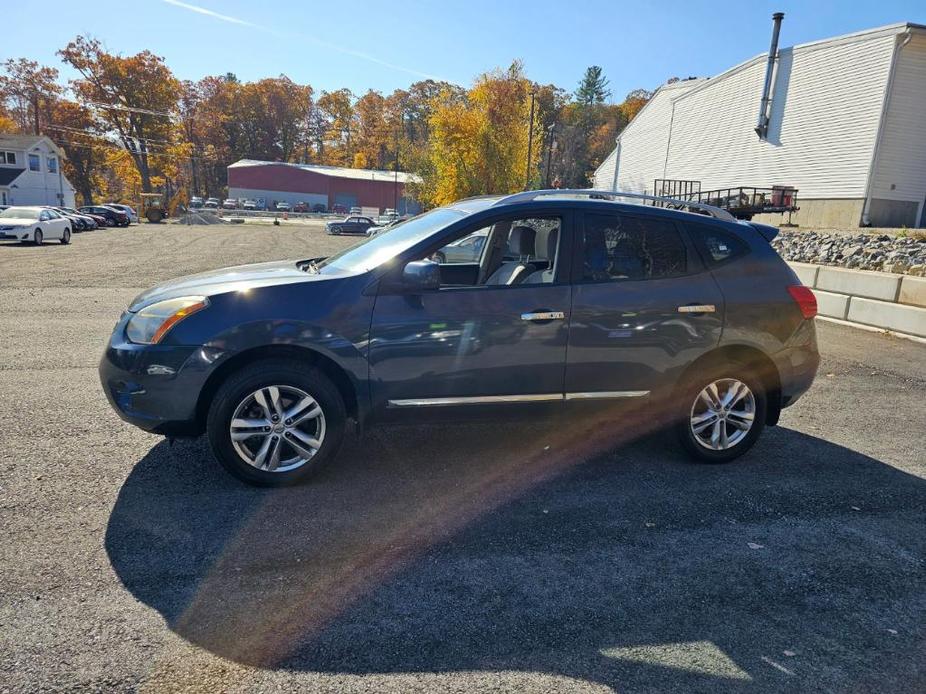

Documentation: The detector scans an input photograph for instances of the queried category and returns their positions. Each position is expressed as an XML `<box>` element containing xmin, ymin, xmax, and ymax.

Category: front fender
<box><xmin>206</xmin><ymin>318</ymin><xmax>370</xmax><ymax>390</ymax></box>
<box><xmin>164</xmin><ymin>278</ymin><xmax>376</xmax><ymax>424</ymax></box>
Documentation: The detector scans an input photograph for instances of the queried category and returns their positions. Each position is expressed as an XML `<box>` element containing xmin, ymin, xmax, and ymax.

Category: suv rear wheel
<box><xmin>206</xmin><ymin>359</ymin><xmax>346</xmax><ymax>486</ymax></box>
<box><xmin>676</xmin><ymin>364</ymin><xmax>766</xmax><ymax>463</ymax></box>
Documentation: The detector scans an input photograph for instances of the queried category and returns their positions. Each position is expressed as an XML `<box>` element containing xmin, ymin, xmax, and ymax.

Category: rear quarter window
<box><xmin>686</xmin><ymin>223</ymin><xmax>750</xmax><ymax>268</ymax></box>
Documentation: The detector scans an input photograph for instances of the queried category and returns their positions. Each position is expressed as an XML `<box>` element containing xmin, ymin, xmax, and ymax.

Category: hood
<box><xmin>0</xmin><ymin>217</ymin><xmax>39</xmax><ymax>228</ymax></box>
<box><xmin>128</xmin><ymin>259</ymin><xmax>328</xmax><ymax>311</ymax></box>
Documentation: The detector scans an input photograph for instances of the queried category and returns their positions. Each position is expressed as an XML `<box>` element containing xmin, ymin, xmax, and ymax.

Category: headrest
<box><xmin>509</xmin><ymin>226</ymin><xmax>536</xmax><ymax>256</ymax></box>
<box><xmin>546</xmin><ymin>227</ymin><xmax>559</xmax><ymax>259</ymax></box>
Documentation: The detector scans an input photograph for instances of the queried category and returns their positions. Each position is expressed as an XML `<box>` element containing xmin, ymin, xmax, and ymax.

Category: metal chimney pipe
<box><xmin>755</xmin><ymin>12</ymin><xmax>784</xmax><ymax>139</ymax></box>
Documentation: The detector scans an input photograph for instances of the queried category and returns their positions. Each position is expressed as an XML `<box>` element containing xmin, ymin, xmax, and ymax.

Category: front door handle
<box><xmin>677</xmin><ymin>304</ymin><xmax>716</xmax><ymax>314</ymax></box>
<box><xmin>521</xmin><ymin>310</ymin><xmax>566</xmax><ymax>321</ymax></box>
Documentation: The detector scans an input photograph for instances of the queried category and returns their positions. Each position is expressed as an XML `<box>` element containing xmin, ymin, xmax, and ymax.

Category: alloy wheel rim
<box><xmin>689</xmin><ymin>378</ymin><xmax>756</xmax><ymax>451</ymax></box>
<box><xmin>229</xmin><ymin>385</ymin><xmax>326</xmax><ymax>472</ymax></box>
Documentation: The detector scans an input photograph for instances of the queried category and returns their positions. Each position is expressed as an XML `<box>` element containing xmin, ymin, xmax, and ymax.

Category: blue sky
<box><xmin>4</xmin><ymin>0</ymin><xmax>924</xmax><ymax>100</ymax></box>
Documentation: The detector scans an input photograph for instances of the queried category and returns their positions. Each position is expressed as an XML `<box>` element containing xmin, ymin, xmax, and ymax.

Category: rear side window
<box><xmin>581</xmin><ymin>213</ymin><xmax>687</xmax><ymax>282</ymax></box>
<box><xmin>687</xmin><ymin>223</ymin><xmax>750</xmax><ymax>267</ymax></box>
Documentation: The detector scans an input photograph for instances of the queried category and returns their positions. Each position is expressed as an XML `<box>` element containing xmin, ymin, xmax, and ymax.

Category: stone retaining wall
<box><xmin>790</xmin><ymin>262</ymin><xmax>926</xmax><ymax>338</ymax></box>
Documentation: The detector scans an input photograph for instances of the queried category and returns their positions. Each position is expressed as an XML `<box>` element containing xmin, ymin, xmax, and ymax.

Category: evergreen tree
<box><xmin>575</xmin><ymin>66</ymin><xmax>611</xmax><ymax>106</ymax></box>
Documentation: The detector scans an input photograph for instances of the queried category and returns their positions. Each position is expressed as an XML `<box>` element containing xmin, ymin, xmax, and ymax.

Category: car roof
<box><xmin>442</xmin><ymin>195</ymin><xmax>745</xmax><ymax>233</ymax></box>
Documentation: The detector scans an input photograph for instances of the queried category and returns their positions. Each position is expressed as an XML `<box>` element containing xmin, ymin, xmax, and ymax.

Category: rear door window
<box><xmin>580</xmin><ymin>213</ymin><xmax>687</xmax><ymax>282</ymax></box>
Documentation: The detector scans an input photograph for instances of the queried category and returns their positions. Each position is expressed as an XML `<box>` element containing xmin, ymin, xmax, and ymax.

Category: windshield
<box><xmin>319</xmin><ymin>208</ymin><xmax>465</xmax><ymax>273</ymax></box>
<box><xmin>0</xmin><ymin>207</ymin><xmax>41</xmax><ymax>220</ymax></box>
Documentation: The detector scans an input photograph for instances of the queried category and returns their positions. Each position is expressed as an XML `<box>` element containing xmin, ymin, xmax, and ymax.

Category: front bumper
<box><xmin>99</xmin><ymin>315</ymin><xmax>225</xmax><ymax>436</ymax></box>
<box><xmin>0</xmin><ymin>229</ymin><xmax>30</xmax><ymax>240</ymax></box>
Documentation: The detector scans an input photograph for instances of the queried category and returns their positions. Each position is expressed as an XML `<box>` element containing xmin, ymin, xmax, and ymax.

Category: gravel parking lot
<box><xmin>1</xmin><ymin>223</ymin><xmax>925</xmax><ymax>693</ymax></box>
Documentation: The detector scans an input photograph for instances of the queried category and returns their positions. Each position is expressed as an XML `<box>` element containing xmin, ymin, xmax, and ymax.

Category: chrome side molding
<box><xmin>564</xmin><ymin>391</ymin><xmax>650</xmax><ymax>400</ymax></box>
<box><xmin>388</xmin><ymin>391</ymin><xmax>650</xmax><ymax>408</ymax></box>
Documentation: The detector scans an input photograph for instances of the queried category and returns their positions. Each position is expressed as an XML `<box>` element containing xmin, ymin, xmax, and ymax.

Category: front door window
<box><xmin>427</xmin><ymin>215</ymin><xmax>562</xmax><ymax>287</ymax></box>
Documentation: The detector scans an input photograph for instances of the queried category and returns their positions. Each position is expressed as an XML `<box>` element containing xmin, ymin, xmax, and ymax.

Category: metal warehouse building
<box><xmin>593</xmin><ymin>20</ymin><xmax>926</xmax><ymax>228</ymax></box>
<box><xmin>227</xmin><ymin>159</ymin><xmax>421</xmax><ymax>214</ymax></box>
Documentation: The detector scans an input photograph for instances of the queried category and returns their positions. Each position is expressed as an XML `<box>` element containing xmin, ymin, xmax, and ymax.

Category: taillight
<box><xmin>787</xmin><ymin>285</ymin><xmax>817</xmax><ymax>319</ymax></box>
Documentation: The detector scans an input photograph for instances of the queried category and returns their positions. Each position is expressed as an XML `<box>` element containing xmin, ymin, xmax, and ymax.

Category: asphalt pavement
<box><xmin>1</xmin><ymin>223</ymin><xmax>924</xmax><ymax>693</ymax></box>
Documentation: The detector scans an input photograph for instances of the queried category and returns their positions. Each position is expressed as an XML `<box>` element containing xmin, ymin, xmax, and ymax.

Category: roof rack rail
<box><xmin>492</xmin><ymin>188</ymin><xmax>737</xmax><ymax>222</ymax></box>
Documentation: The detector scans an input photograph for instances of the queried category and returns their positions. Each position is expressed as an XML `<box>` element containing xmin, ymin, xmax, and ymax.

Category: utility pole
<box><xmin>544</xmin><ymin>123</ymin><xmax>556</xmax><ymax>188</ymax></box>
<box><xmin>525</xmin><ymin>90</ymin><xmax>536</xmax><ymax>190</ymax></box>
<box><xmin>393</xmin><ymin>111</ymin><xmax>403</xmax><ymax>212</ymax></box>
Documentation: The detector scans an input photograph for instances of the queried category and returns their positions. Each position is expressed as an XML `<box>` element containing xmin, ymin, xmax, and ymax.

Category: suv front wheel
<box><xmin>676</xmin><ymin>365</ymin><xmax>767</xmax><ymax>463</ymax></box>
<box><xmin>206</xmin><ymin>359</ymin><xmax>346</xmax><ymax>486</ymax></box>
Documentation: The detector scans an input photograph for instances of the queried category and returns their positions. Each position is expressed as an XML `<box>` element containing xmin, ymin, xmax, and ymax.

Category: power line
<box><xmin>84</xmin><ymin>101</ymin><xmax>174</xmax><ymax>118</ymax></box>
<box><xmin>44</xmin><ymin>123</ymin><xmax>174</xmax><ymax>147</ymax></box>
<box><xmin>54</xmin><ymin>137</ymin><xmax>225</xmax><ymax>163</ymax></box>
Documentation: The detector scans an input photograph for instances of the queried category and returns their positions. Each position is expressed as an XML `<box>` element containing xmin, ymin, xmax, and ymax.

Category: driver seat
<box><xmin>484</xmin><ymin>226</ymin><xmax>536</xmax><ymax>285</ymax></box>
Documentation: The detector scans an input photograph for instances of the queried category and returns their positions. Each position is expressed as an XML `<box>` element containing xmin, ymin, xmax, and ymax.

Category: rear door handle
<box><xmin>677</xmin><ymin>304</ymin><xmax>716</xmax><ymax>313</ymax></box>
<box><xmin>521</xmin><ymin>311</ymin><xmax>566</xmax><ymax>321</ymax></box>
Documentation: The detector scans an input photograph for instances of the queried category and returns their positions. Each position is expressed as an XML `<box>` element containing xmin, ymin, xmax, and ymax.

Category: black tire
<box><xmin>33</xmin><ymin>229</ymin><xmax>43</xmax><ymax>245</ymax></box>
<box><xmin>206</xmin><ymin>358</ymin><xmax>347</xmax><ymax>486</ymax></box>
<box><xmin>675</xmin><ymin>360</ymin><xmax>767</xmax><ymax>464</ymax></box>
<box><xmin>60</xmin><ymin>228</ymin><xmax>71</xmax><ymax>244</ymax></box>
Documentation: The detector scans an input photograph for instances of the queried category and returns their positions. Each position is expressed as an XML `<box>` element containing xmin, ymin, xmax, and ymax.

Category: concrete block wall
<box><xmin>789</xmin><ymin>262</ymin><xmax>926</xmax><ymax>338</ymax></box>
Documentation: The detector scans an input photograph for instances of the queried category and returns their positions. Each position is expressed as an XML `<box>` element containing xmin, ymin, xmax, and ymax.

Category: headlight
<box><xmin>125</xmin><ymin>296</ymin><xmax>209</xmax><ymax>344</ymax></box>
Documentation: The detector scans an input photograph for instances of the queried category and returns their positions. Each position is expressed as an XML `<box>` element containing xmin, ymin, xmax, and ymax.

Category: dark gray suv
<box><xmin>100</xmin><ymin>190</ymin><xmax>819</xmax><ymax>486</ymax></box>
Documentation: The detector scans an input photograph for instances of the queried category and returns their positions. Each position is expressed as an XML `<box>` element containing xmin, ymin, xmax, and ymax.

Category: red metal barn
<box><xmin>227</xmin><ymin>160</ymin><xmax>421</xmax><ymax>214</ymax></box>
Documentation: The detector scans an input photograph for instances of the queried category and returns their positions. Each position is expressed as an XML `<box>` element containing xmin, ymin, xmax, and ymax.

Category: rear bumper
<box><xmin>774</xmin><ymin>319</ymin><xmax>820</xmax><ymax>409</ymax></box>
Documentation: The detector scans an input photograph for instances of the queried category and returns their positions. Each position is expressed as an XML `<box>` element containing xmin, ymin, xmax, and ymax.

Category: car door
<box><xmin>47</xmin><ymin>209</ymin><xmax>66</xmax><ymax>238</ymax></box>
<box><xmin>368</xmin><ymin>210</ymin><xmax>573</xmax><ymax>417</ymax></box>
<box><xmin>38</xmin><ymin>210</ymin><xmax>61</xmax><ymax>239</ymax></box>
<box><xmin>565</xmin><ymin>210</ymin><xmax>723</xmax><ymax>400</ymax></box>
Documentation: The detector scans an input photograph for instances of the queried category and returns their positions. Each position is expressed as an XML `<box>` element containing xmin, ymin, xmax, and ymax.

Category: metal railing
<box><xmin>669</xmin><ymin>186</ymin><xmax>799</xmax><ymax>220</ymax></box>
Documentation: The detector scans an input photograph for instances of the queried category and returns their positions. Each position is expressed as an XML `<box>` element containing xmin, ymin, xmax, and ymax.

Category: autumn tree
<box><xmin>618</xmin><ymin>88</ymin><xmax>653</xmax><ymax>122</ymax></box>
<box><xmin>422</xmin><ymin>62</ymin><xmax>541</xmax><ymax>206</ymax></box>
<box><xmin>59</xmin><ymin>36</ymin><xmax>180</xmax><ymax>192</ymax></box>
<box><xmin>0</xmin><ymin>58</ymin><xmax>62</xmax><ymax>135</ymax></box>
<box><xmin>316</xmin><ymin>89</ymin><xmax>355</xmax><ymax>166</ymax></box>
<box><xmin>50</xmin><ymin>100</ymin><xmax>107</xmax><ymax>205</ymax></box>
<box><xmin>352</xmin><ymin>90</ymin><xmax>390</xmax><ymax>169</ymax></box>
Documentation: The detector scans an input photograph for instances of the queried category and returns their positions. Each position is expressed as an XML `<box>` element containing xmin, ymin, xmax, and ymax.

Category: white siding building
<box><xmin>0</xmin><ymin>135</ymin><xmax>76</xmax><ymax>208</ymax></box>
<box><xmin>593</xmin><ymin>22</ymin><xmax>926</xmax><ymax>228</ymax></box>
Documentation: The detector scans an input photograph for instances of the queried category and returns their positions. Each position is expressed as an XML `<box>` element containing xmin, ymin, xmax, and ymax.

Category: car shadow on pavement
<box><xmin>105</xmin><ymin>423</ymin><xmax>926</xmax><ymax>692</ymax></box>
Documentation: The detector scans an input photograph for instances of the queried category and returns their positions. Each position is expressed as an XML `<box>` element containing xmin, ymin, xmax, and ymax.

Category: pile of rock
<box><xmin>176</xmin><ymin>210</ymin><xmax>223</xmax><ymax>225</ymax></box>
<box><xmin>771</xmin><ymin>230</ymin><xmax>926</xmax><ymax>276</ymax></box>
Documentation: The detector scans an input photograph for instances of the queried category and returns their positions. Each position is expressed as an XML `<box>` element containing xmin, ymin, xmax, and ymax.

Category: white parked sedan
<box><xmin>0</xmin><ymin>206</ymin><xmax>72</xmax><ymax>245</ymax></box>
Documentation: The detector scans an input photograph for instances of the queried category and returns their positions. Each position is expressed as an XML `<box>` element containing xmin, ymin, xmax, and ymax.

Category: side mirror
<box><xmin>401</xmin><ymin>260</ymin><xmax>441</xmax><ymax>292</ymax></box>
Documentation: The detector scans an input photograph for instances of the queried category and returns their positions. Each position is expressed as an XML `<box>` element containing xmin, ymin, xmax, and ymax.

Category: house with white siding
<box><xmin>0</xmin><ymin>134</ymin><xmax>76</xmax><ymax>208</ymax></box>
<box><xmin>593</xmin><ymin>21</ymin><xmax>926</xmax><ymax>228</ymax></box>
